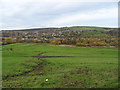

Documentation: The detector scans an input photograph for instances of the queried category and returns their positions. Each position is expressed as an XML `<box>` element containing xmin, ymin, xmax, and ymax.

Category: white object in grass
<box><xmin>45</xmin><ymin>79</ymin><xmax>48</xmax><ymax>81</ymax></box>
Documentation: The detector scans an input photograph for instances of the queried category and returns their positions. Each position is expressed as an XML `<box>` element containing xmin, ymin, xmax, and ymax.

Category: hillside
<box><xmin>2</xmin><ymin>26</ymin><xmax>119</xmax><ymax>88</ymax></box>
<box><xmin>2</xmin><ymin>26</ymin><xmax>119</xmax><ymax>48</ymax></box>
<box><xmin>2</xmin><ymin>43</ymin><xmax>118</xmax><ymax>88</ymax></box>
<box><xmin>62</xmin><ymin>26</ymin><xmax>117</xmax><ymax>31</ymax></box>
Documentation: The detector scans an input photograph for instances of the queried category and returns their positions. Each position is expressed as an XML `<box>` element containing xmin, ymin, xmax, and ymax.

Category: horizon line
<box><xmin>1</xmin><ymin>25</ymin><xmax>118</xmax><ymax>31</ymax></box>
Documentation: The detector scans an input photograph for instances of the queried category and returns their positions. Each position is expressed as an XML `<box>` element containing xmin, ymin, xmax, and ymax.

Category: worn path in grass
<box><xmin>2</xmin><ymin>43</ymin><xmax>118</xmax><ymax>88</ymax></box>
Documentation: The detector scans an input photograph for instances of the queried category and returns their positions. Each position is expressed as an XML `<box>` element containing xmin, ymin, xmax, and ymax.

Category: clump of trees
<box><xmin>2</xmin><ymin>37</ymin><xmax>16</xmax><ymax>45</ymax></box>
<box><xmin>2</xmin><ymin>37</ymin><xmax>118</xmax><ymax>48</ymax></box>
<box><xmin>48</xmin><ymin>38</ymin><xmax>118</xmax><ymax>48</ymax></box>
<box><xmin>76</xmin><ymin>38</ymin><xmax>109</xmax><ymax>46</ymax></box>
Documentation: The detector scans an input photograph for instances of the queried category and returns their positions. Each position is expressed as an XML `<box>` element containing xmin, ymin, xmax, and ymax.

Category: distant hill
<box><xmin>62</xmin><ymin>26</ymin><xmax>117</xmax><ymax>31</ymax></box>
<box><xmin>2</xmin><ymin>26</ymin><xmax>117</xmax><ymax>32</ymax></box>
<box><xmin>2</xmin><ymin>28</ymin><xmax>60</xmax><ymax>33</ymax></box>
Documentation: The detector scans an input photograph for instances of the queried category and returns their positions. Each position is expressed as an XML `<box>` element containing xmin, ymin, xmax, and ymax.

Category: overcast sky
<box><xmin>0</xmin><ymin>0</ymin><xmax>119</xmax><ymax>30</ymax></box>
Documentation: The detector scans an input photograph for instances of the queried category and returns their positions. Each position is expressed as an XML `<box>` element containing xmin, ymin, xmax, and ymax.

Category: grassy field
<box><xmin>62</xmin><ymin>26</ymin><xmax>114</xmax><ymax>31</ymax></box>
<box><xmin>2</xmin><ymin>43</ymin><xmax>118</xmax><ymax>88</ymax></box>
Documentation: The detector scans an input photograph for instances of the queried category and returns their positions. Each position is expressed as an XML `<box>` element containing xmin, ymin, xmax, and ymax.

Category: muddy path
<box><xmin>3</xmin><ymin>65</ymin><xmax>43</xmax><ymax>80</ymax></box>
<box><xmin>3</xmin><ymin>55</ymin><xmax>74</xmax><ymax>80</ymax></box>
<box><xmin>32</xmin><ymin>56</ymin><xmax>73</xmax><ymax>58</ymax></box>
<box><xmin>3</xmin><ymin>59</ymin><xmax>49</xmax><ymax>80</ymax></box>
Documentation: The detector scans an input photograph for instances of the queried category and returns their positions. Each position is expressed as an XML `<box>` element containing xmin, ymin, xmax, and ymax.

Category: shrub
<box><xmin>50</xmin><ymin>40</ymin><xmax>61</xmax><ymax>45</ymax></box>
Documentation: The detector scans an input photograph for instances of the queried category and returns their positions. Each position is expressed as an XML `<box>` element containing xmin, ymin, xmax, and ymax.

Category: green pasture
<box><xmin>62</xmin><ymin>26</ymin><xmax>113</xmax><ymax>31</ymax></box>
<box><xmin>2</xmin><ymin>43</ymin><xmax>118</xmax><ymax>88</ymax></box>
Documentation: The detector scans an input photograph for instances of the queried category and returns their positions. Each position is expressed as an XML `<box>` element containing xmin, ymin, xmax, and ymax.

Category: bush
<box><xmin>76</xmin><ymin>38</ymin><xmax>109</xmax><ymax>47</ymax></box>
<box><xmin>76</xmin><ymin>41</ymin><xmax>88</xmax><ymax>46</ymax></box>
<box><xmin>50</xmin><ymin>40</ymin><xmax>61</xmax><ymax>45</ymax></box>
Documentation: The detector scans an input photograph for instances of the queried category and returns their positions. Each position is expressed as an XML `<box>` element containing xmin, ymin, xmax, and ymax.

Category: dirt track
<box><xmin>33</xmin><ymin>56</ymin><xmax>73</xmax><ymax>58</ymax></box>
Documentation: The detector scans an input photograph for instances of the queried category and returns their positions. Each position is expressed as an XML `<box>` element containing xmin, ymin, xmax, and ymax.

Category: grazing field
<box><xmin>2</xmin><ymin>43</ymin><xmax>118</xmax><ymax>88</ymax></box>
